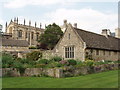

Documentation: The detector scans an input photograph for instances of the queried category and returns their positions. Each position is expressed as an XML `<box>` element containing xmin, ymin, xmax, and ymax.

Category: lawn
<box><xmin>2</xmin><ymin>70</ymin><xmax>118</xmax><ymax>88</ymax></box>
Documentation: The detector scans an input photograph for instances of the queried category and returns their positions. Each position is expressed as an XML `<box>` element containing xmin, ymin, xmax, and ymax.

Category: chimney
<box><xmin>101</xmin><ymin>29</ymin><xmax>111</xmax><ymax>36</ymax></box>
<box><xmin>5</xmin><ymin>22</ymin><xmax>7</xmax><ymax>33</ymax></box>
<box><xmin>74</xmin><ymin>23</ymin><xmax>77</xmax><ymax>28</ymax></box>
<box><xmin>24</xmin><ymin>19</ymin><xmax>25</xmax><ymax>25</ymax></box>
<box><xmin>17</xmin><ymin>17</ymin><xmax>18</xmax><ymax>24</ymax></box>
<box><xmin>10</xmin><ymin>19</ymin><xmax>13</xmax><ymax>22</ymax></box>
<box><xmin>64</xmin><ymin>19</ymin><xmax>67</xmax><ymax>24</ymax></box>
<box><xmin>40</xmin><ymin>23</ymin><xmax>42</xmax><ymax>29</ymax></box>
<box><xmin>29</xmin><ymin>20</ymin><xmax>31</xmax><ymax>26</ymax></box>
<box><xmin>14</xmin><ymin>17</ymin><xmax>17</xmax><ymax>23</ymax></box>
<box><xmin>35</xmin><ymin>22</ymin><xmax>37</xmax><ymax>28</ymax></box>
<box><xmin>115</xmin><ymin>28</ymin><xmax>120</xmax><ymax>38</ymax></box>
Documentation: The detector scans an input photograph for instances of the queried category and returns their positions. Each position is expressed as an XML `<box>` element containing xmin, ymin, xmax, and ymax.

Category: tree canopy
<box><xmin>38</xmin><ymin>23</ymin><xmax>63</xmax><ymax>50</ymax></box>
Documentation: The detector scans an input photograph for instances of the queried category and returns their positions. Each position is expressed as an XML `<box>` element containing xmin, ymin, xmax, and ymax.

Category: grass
<box><xmin>2</xmin><ymin>70</ymin><xmax>118</xmax><ymax>88</ymax></box>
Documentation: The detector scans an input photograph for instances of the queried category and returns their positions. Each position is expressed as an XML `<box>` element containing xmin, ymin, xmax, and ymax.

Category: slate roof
<box><xmin>74</xmin><ymin>28</ymin><xmax>120</xmax><ymax>51</ymax></box>
<box><xmin>0</xmin><ymin>38</ymin><xmax>29</xmax><ymax>47</ymax></box>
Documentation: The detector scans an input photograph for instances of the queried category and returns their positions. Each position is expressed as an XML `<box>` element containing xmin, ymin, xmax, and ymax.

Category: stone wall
<box><xmin>85</xmin><ymin>49</ymin><xmax>120</xmax><ymax>61</ymax></box>
<box><xmin>2</xmin><ymin>63</ymin><xmax>118</xmax><ymax>78</ymax></box>
<box><xmin>2</xmin><ymin>68</ymin><xmax>63</xmax><ymax>78</ymax></box>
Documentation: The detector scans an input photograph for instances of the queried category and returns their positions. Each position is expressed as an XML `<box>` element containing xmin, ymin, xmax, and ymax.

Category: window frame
<box><xmin>65</xmin><ymin>46</ymin><xmax>74</xmax><ymax>58</ymax></box>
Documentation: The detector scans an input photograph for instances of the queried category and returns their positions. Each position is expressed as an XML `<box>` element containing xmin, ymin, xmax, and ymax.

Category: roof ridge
<box><xmin>74</xmin><ymin>27</ymin><xmax>120</xmax><ymax>40</ymax></box>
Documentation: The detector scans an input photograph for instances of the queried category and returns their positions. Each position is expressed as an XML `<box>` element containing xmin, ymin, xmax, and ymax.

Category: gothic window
<box><xmin>25</xmin><ymin>32</ymin><xmax>27</xmax><ymax>38</ymax></box>
<box><xmin>36</xmin><ymin>33</ymin><xmax>39</xmax><ymax>41</ymax></box>
<box><xmin>18</xmin><ymin>30</ymin><xmax>22</xmax><ymax>37</ymax></box>
<box><xmin>65</xmin><ymin>46</ymin><xmax>74</xmax><ymax>58</ymax></box>
<box><xmin>96</xmin><ymin>50</ymin><xmax>99</xmax><ymax>55</ymax></box>
<box><xmin>31</xmin><ymin>32</ymin><xmax>34</xmax><ymax>39</ymax></box>
<box><xmin>68</xmin><ymin>33</ymin><xmax>70</xmax><ymax>39</ymax></box>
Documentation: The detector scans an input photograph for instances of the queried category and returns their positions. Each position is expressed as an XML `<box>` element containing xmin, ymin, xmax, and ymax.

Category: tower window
<box><xmin>18</xmin><ymin>30</ymin><xmax>22</xmax><ymax>37</ymax></box>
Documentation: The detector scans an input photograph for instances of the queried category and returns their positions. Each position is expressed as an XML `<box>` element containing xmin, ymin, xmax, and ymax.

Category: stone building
<box><xmin>43</xmin><ymin>21</ymin><xmax>120</xmax><ymax>61</ymax></box>
<box><xmin>5</xmin><ymin>17</ymin><xmax>45</xmax><ymax>46</ymax></box>
<box><xmin>0</xmin><ymin>37</ymin><xmax>29</xmax><ymax>58</ymax></box>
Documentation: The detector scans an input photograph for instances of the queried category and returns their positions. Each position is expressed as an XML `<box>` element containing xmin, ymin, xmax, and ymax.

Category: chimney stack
<box><xmin>17</xmin><ymin>17</ymin><xmax>18</xmax><ymax>24</ymax></box>
<box><xmin>64</xmin><ymin>19</ymin><xmax>67</xmax><ymax>24</ymax></box>
<box><xmin>35</xmin><ymin>22</ymin><xmax>37</xmax><ymax>28</ymax></box>
<box><xmin>74</xmin><ymin>23</ymin><xmax>77</xmax><ymax>28</ymax></box>
<box><xmin>115</xmin><ymin>28</ymin><xmax>120</xmax><ymax>38</ymax></box>
<box><xmin>101</xmin><ymin>29</ymin><xmax>111</xmax><ymax>36</ymax></box>
<box><xmin>29</xmin><ymin>20</ymin><xmax>31</xmax><ymax>26</ymax></box>
<box><xmin>24</xmin><ymin>19</ymin><xmax>25</xmax><ymax>25</ymax></box>
<box><xmin>5</xmin><ymin>22</ymin><xmax>7</xmax><ymax>33</ymax></box>
<box><xmin>14</xmin><ymin>17</ymin><xmax>17</xmax><ymax>23</ymax></box>
<box><xmin>40</xmin><ymin>23</ymin><xmax>42</xmax><ymax>29</ymax></box>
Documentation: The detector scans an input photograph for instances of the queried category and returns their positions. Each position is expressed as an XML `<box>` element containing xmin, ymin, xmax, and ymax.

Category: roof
<box><xmin>74</xmin><ymin>28</ymin><xmax>120</xmax><ymax>51</ymax></box>
<box><xmin>0</xmin><ymin>38</ymin><xmax>29</xmax><ymax>47</ymax></box>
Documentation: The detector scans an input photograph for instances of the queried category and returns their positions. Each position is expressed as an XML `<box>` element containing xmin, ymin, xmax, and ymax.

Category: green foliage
<box><xmin>46</xmin><ymin>62</ymin><xmax>60</xmax><ymax>68</ymax></box>
<box><xmin>35</xmin><ymin>64</ymin><xmax>46</xmax><ymax>68</ymax></box>
<box><xmin>51</xmin><ymin>56</ymin><xmax>62</xmax><ymax>62</ymax></box>
<box><xmin>38</xmin><ymin>23</ymin><xmax>63</xmax><ymax>50</ymax></box>
<box><xmin>68</xmin><ymin>59</ymin><xmax>77</xmax><ymax>66</ymax></box>
<box><xmin>38</xmin><ymin>59</ymin><xmax>48</xmax><ymax>64</ymax></box>
<box><xmin>29</xmin><ymin>46</ymin><xmax>37</xmax><ymax>49</ymax></box>
<box><xmin>26</xmin><ymin>51</ymin><xmax>42</xmax><ymax>61</ymax></box>
<box><xmin>2</xmin><ymin>53</ymin><xmax>14</xmax><ymax>68</ymax></box>
<box><xmin>84</xmin><ymin>60</ymin><xmax>94</xmax><ymax>67</ymax></box>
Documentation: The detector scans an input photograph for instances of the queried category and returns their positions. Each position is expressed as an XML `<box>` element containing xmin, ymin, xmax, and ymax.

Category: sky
<box><xmin>0</xmin><ymin>0</ymin><xmax>119</xmax><ymax>34</ymax></box>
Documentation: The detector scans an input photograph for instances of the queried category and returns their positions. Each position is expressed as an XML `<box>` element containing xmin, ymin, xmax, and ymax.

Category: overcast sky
<box><xmin>0</xmin><ymin>0</ymin><xmax>119</xmax><ymax>34</ymax></box>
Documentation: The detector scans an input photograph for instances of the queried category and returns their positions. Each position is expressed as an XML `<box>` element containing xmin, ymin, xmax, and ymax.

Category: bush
<box><xmin>51</xmin><ymin>56</ymin><xmax>62</xmax><ymax>62</ymax></box>
<box><xmin>26</xmin><ymin>51</ymin><xmax>42</xmax><ymax>61</ymax></box>
<box><xmin>35</xmin><ymin>64</ymin><xmax>46</xmax><ymax>68</ymax></box>
<box><xmin>38</xmin><ymin>59</ymin><xmax>48</xmax><ymax>64</ymax></box>
<box><xmin>2</xmin><ymin>53</ymin><xmax>14</xmax><ymax>68</ymax></box>
<box><xmin>29</xmin><ymin>46</ymin><xmax>37</xmax><ymax>49</ymax></box>
<box><xmin>84</xmin><ymin>60</ymin><xmax>94</xmax><ymax>67</ymax></box>
<box><xmin>68</xmin><ymin>59</ymin><xmax>77</xmax><ymax>66</ymax></box>
<box><xmin>46</xmin><ymin>62</ymin><xmax>60</xmax><ymax>68</ymax></box>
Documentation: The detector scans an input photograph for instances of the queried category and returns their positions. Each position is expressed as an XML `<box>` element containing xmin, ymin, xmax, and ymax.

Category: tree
<box><xmin>38</xmin><ymin>23</ymin><xmax>63</xmax><ymax>50</ymax></box>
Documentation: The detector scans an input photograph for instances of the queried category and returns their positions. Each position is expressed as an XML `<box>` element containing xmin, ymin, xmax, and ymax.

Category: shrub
<box><xmin>38</xmin><ymin>59</ymin><xmax>48</xmax><ymax>64</ymax></box>
<box><xmin>26</xmin><ymin>51</ymin><xmax>42</xmax><ymax>61</ymax></box>
<box><xmin>29</xmin><ymin>46</ymin><xmax>37</xmax><ymax>49</ymax></box>
<box><xmin>35</xmin><ymin>64</ymin><xmax>46</xmax><ymax>68</ymax></box>
<box><xmin>2</xmin><ymin>53</ymin><xmax>14</xmax><ymax>68</ymax></box>
<box><xmin>84</xmin><ymin>60</ymin><xmax>94</xmax><ymax>67</ymax></box>
<box><xmin>68</xmin><ymin>59</ymin><xmax>77</xmax><ymax>66</ymax></box>
<box><xmin>46</xmin><ymin>62</ymin><xmax>60</xmax><ymax>68</ymax></box>
<box><xmin>51</xmin><ymin>56</ymin><xmax>62</xmax><ymax>62</ymax></box>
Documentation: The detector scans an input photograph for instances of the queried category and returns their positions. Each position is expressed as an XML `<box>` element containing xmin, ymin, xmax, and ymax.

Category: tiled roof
<box><xmin>74</xmin><ymin>28</ymin><xmax>120</xmax><ymax>51</ymax></box>
<box><xmin>0</xmin><ymin>38</ymin><xmax>29</xmax><ymax>47</ymax></box>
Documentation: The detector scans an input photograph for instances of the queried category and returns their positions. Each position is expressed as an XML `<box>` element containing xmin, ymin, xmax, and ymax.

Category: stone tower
<box><xmin>115</xmin><ymin>28</ymin><xmax>120</xmax><ymax>38</ymax></box>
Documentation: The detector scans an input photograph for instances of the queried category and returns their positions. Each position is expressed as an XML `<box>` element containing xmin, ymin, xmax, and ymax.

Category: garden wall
<box><xmin>2</xmin><ymin>63</ymin><xmax>119</xmax><ymax>78</ymax></box>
